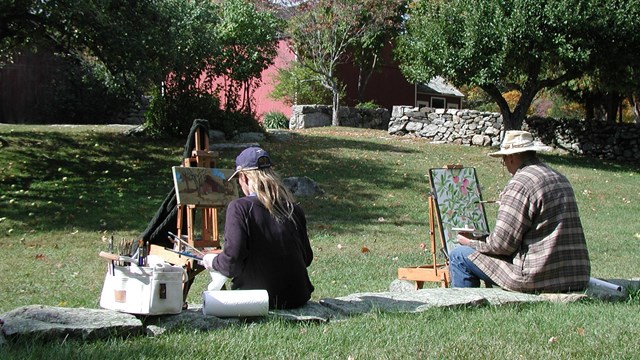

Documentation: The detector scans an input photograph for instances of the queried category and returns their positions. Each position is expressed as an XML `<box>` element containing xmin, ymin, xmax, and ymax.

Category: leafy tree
<box><xmin>209</xmin><ymin>0</ymin><xmax>283</xmax><ymax>114</ymax></box>
<box><xmin>557</xmin><ymin>1</ymin><xmax>640</xmax><ymax>123</ymax></box>
<box><xmin>1</xmin><ymin>0</ymin><xmax>173</xmax><ymax>95</ymax></box>
<box><xmin>270</xmin><ymin>62</ymin><xmax>333</xmax><ymax>106</ymax></box>
<box><xmin>148</xmin><ymin>0</ymin><xmax>281</xmax><ymax>136</ymax></box>
<box><xmin>348</xmin><ymin>2</ymin><xmax>407</xmax><ymax>103</ymax></box>
<box><xmin>283</xmin><ymin>0</ymin><xmax>405</xmax><ymax>126</ymax></box>
<box><xmin>397</xmin><ymin>0</ymin><xmax>640</xmax><ymax>130</ymax></box>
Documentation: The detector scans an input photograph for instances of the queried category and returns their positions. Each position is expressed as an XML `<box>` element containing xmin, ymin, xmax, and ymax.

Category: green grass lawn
<box><xmin>1</xmin><ymin>124</ymin><xmax>639</xmax><ymax>359</ymax></box>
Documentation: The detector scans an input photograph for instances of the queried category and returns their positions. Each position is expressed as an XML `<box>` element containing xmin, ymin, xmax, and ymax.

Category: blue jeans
<box><xmin>449</xmin><ymin>245</ymin><xmax>496</xmax><ymax>288</ymax></box>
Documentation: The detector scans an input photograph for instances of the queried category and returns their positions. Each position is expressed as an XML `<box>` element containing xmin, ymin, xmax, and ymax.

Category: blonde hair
<box><xmin>241</xmin><ymin>168</ymin><xmax>297</xmax><ymax>223</ymax></box>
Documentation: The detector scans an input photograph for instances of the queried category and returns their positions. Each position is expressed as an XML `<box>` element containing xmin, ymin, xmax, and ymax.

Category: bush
<box><xmin>355</xmin><ymin>101</ymin><xmax>381</xmax><ymax>110</ymax></box>
<box><xmin>145</xmin><ymin>87</ymin><xmax>220</xmax><ymax>138</ymax></box>
<box><xmin>38</xmin><ymin>56</ymin><xmax>133</xmax><ymax>124</ymax></box>
<box><xmin>213</xmin><ymin>110</ymin><xmax>264</xmax><ymax>138</ymax></box>
<box><xmin>262</xmin><ymin>111</ymin><xmax>289</xmax><ymax>129</ymax></box>
<box><xmin>270</xmin><ymin>62</ymin><xmax>333</xmax><ymax>106</ymax></box>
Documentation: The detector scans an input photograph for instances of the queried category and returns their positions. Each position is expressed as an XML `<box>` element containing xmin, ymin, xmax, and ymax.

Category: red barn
<box><xmin>248</xmin><ymin>40</ymin><xmax>464</xmax><ymax>120</ymax></box>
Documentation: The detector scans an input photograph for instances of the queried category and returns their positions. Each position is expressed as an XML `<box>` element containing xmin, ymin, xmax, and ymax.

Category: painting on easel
<box><xmin>429</xmin><ymin>167</ymin><xmax>490</xmax><ymax>254</ymax></box>
<box><xmin>172</xmin><ymin>167</ymin><xmax>238</xmax><ymax>207</ymax></box>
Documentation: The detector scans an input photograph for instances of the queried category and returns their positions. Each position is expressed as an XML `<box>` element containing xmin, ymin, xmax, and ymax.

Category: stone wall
<box><xmin>526</xmin><ymin>116</ymin><xmax>640</xmax><ymax>162</ymax></box>
<box><xmin>289</xmin><ymin>105</ymin><xmax>390</xmax><ymax>130</ymax></box>
<box><xmin>113</xmin><ymin>96</ymin><xmax>150</xmax><ymax>125</ymax></box>
<box><xmin>388</xmin><ymin>106</ymin><xmax>502</xmax><ymax>146</ymax></box>
<box><xmin>387</xmin><ymin>106</ymin><xmax>640</xmax><ymax>163</ymax></box>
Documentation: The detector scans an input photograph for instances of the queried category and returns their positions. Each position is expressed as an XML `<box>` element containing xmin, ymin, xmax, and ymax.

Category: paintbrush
<box><xmin>167</xmin><ymin>232</ymin><xmax>205</xmax><ymax>256</ymax></box>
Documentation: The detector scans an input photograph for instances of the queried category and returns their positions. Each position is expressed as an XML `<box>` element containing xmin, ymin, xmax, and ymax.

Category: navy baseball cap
<box><xmin>228</xmin><ymin>147</ymin><xmax>272</xmax><ymax>180</ymax></box>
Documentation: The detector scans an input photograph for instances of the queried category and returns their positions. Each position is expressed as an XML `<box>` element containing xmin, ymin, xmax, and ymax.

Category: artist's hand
<box><xmin>200</xmin><ymin>253</ymin><xmax>217</xmax><ymax>270</ymax></box>
<box><xmin>456</xmin><ymin>233</ymin><xmax>473</xmax><ymax>246</ymax></box>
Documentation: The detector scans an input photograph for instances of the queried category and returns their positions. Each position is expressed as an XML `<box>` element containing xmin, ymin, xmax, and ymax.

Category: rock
<box><xmin>539</xmin><ymin>293</ymin><xmax>588</xmax><ymax>303</ymax></box>
<box><xmin>282</xmin><ymin>176</ymin><xmax>324</xmax><ymax>197</ymax></box>
<box><xmin>389</xmin><ymin>279</ymin><xmax>419</xmax><ymax>293</ymax></box>
<box><xmin>143</xmin><ymin>304</ymin><xmax>238</xmax><ymax>335</ymax></box>
<box><xmin>319</xmin><ymin>288</ymin><xmax>490</xmax><ymax>316</ymax></box>
<box><xmin>266</xmin><ymin>129</ymin><xmax>293</xmax><ymax>142</ymax></box>
<box><xmin>2</xmin><ymin>277</ymin><xmax>635</xmax><ymax>343</ymax></box>
<box><xmin>210</xmin><ymin>142</ymin><xmax>260</xmax><ymax>152</ymax></box>
<box><xmin>231</xmin><ymin>132</ymin><xmax>265</xmax><ymax>143</ymax></box>
<box><xmin>209</xmin><ymin>130</ymin><xmax>226</xmax><ymax>142</ymax></box>
<box><xmin>0</xmin><ymin>305</ymin><xmax>142</xmax><ymax>342</ymax></box>
<box><xmin>270</xmin><ymin>301</ymin><xmax>341</xmax><ymax>323</ymax></box>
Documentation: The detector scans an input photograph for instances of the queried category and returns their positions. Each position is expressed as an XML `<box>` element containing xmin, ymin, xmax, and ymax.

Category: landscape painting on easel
<box><xmin>429</xmin><ymin>167</ymin><xmax>490</xmax><ymax>254</ymax></box>
<box><xmin>172</xmin><ymin>167</ymin><xmax>238</xmax><ymax>207</ymax></box>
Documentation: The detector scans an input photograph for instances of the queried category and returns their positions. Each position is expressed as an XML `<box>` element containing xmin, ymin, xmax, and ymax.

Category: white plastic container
<box><xmin>99</xmin><ymin>263</ymin><xmax>187</xmax><ymax>315</ymax></box>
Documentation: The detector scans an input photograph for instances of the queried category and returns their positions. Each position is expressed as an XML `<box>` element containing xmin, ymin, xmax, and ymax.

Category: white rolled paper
<box><xmin>589</xmin><ymin>277</ymin><xmax>623</xmax><ymax>292</ymax></box>
<box><xmin>207</xmin><ymin>270</ymin><xmax>228</xmax><ymax>291</ymax></box>
<box><xmin>202</xmin><ymin>290</ymin><xmax>269</xmax><ymax>317</ymax></box>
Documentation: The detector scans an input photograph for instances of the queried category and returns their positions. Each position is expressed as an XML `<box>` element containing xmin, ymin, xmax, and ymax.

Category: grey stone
<box><xmin>231</xmin><ymin>132</ymin><xmax>265</xmax><ymax>143</ymax></box>
<box><xmin>0</xmin><ymin>305</ymin><xmax>142</xmax><ymax>342</ymax></box>
<box><xmin>209</xmin><ymin>130</ymin><xmax>226</xmax><ymax>142</ymax></box>
<box><xmin>283</xmin><ymin>176</ymin><xmax>324</xmax><ymax>197</ymax></box>
<box><xmin>406</xmin><ymin>121</ymin><xmax>424</xmax><ymax>132</ymax></box>
<box><xmin>319</xmin><ymin>289</ymin><xmax>490</xmax><ymax>316</ymax></box>
<box><xmin>421</xmin><ymin>124</ymin><xmax>439</xmax><ymax>137</ymax></box>
<box><xmin>210</xmin><ymin>142</ymin><xmax>260</xmax><ymax>151</ymax></box>
<box><xmin>143</xmin><ymin>304</ymin><xmax>238</xmax><ymax>335</ymax></box>
<box><xmin>270</xmin><ymin>301</ymin><xmax>342</xmax><ymax>323</ymax></box>
<box><xmin>539</xmin><ymin>293</ymin><xmax>588</xmax><ymax>303</ymax></box>
<box><xmin>389</xmin><ymin>279</ymin><xmax>419</xmax><ymax>293</ymax></box>
<box><xmin>388</xmin><ymin>121</ymin><xmax>407</xmax><ymax>134</ymax></box>
<box><xmin>266</xmin><ymin>129</ymin><xmax>293</xmax><ymax>142</ymax></box>
<box><xmin>2</xmin><ymin>276</ymin><xmax>636</xmax><ymax>343</ymax></box>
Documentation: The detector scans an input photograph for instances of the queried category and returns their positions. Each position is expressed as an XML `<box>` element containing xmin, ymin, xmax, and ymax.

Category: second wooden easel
<box><xmin>397</xmin><ymin>193</ymin><xmax>450</xmax><ymax>289</ymax></box>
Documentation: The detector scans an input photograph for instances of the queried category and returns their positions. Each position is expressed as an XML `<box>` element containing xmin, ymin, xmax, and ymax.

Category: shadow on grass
<box><xmin>0</xmin><ymin>131</ymin><xmax>184</xmax><ymax>233</ymax></box>
<box><xmin>265</xmin><ymin>132</ymin><xmax>424</xmax><ymax>228</ymax></box>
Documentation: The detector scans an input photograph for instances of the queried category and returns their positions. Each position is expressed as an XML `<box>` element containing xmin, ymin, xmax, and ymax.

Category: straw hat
<box><xmin>488</xmin><ymin>130</ymin><xmax>552</xmax><ymax>157</ymax></box>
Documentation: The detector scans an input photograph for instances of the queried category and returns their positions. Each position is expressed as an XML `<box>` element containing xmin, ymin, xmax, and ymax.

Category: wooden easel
<box><xmin>149</xmin><ymin>127</ymin><xmax>227</xmax><ymax>303</ymax></box>
<box><xmin>397</xmin><ymin>194</ymin><xmax>450</xmax><ymax>289</ymax></box>
<box><xmin>177</xmin><ymin>126</ymin><xmax>220</xmax><ymax>250</ymax></box>
<box><xmin>397</xmin><ymin>164</ymin><xmax>491</xmax><ymax>289</ymax></box>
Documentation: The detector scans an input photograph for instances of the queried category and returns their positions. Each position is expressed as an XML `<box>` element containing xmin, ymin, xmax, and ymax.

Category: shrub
<box><xmin>262</xmin><ymin>111</ymin><xmax>289</xmax><ymax>129</ymax></box>
<box><xmin>355</xmin><ymin>101</ymin><xmax>381</xmax><ymax>110</ymax></box>
<box><xmin>214</xmin><ymin>110</ymin><xmax>264</xmax><ymax>138</ymax></box>
<box><xmin>145</xmin><ymin>87</ymin><xmax>220</xmax><ymax>138</ymax></box>
<box><xmin>270</xmin><ymin>62</ymin><xmax>333</xmax><ymax>106</ymax></box>
<box><xmin>38</xmin><ymin>56</ymin><xmax>133</xmax><ymax>124</ymax></box>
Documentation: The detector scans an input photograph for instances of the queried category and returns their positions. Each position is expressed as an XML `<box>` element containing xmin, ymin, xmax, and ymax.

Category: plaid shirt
<box><xmin>467</xmin><ymin>158</ymin><xmax>590</xmax><ymax>292</ymax></box>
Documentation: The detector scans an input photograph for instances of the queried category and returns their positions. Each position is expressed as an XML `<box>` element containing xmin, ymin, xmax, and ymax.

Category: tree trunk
<box><xmin>604</xmin><ymin>92</ymin><xmax>619</xmax><ymax>124</ymax></box>
<box><xmin>630</xmin><ymin>94</ymin><xmax>640</xmax><ymax>124</ymax></box>
<box><xmin>357</xmin><ymin>54</ymin><xmax>377</xmax><ymax>103</ymax></box>
<box><xmin>331</xmin><ymin>89</ymin><xmax>340</xmax><ymax>126</ymax></box>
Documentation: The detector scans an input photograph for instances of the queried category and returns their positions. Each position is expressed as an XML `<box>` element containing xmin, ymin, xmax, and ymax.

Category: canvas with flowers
<box><xmin>429</xmin><ymin>167</ymin><xmax>490</xmax><ymax>254</ymax></box>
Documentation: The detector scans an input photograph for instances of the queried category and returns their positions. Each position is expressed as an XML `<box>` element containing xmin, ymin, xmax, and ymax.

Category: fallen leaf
<box><xmin>576</xmin><ymin>327</ymin><xmax>585</xmax><ymax>336</ymax></box>
<box><xmin>361</xmin><ymin>246</ymin><xmax>370</xmax><ymax>253</ymax></box>
<box><xmin>35</xmin><ymin>254</ymin><xmax>45</xmax><ymax>260</ymax></box>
